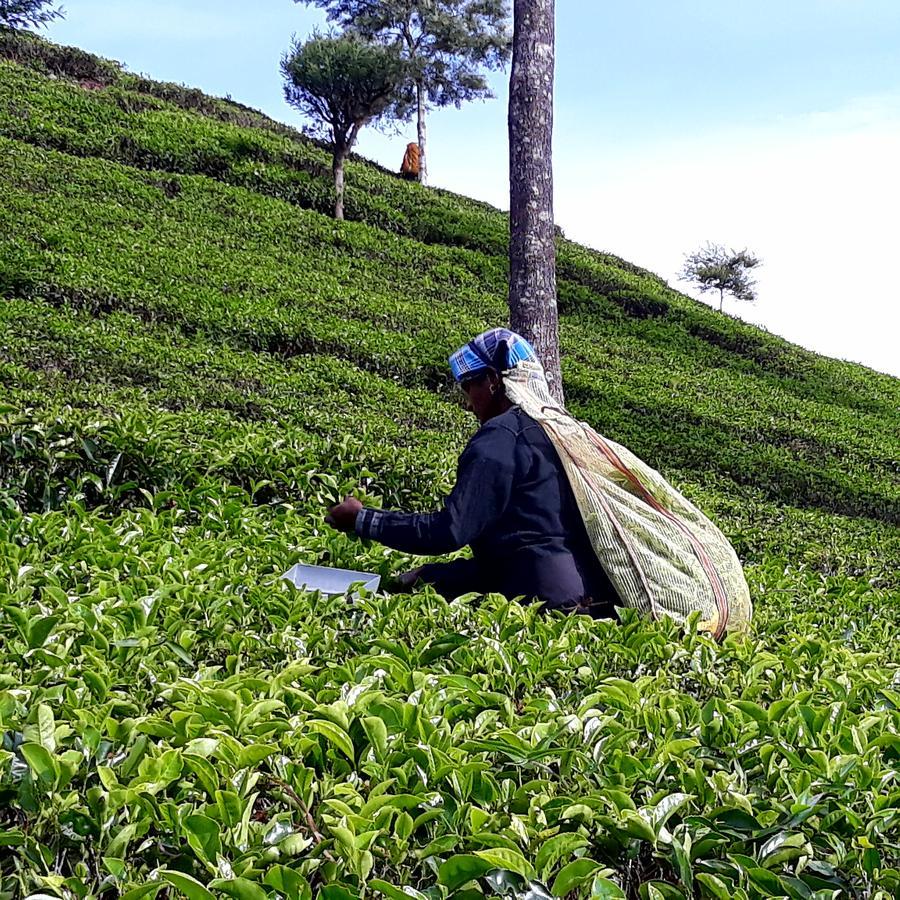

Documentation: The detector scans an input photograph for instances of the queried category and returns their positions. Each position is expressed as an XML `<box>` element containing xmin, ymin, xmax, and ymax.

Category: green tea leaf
<box><xmin>158</xmin><ymin>870</ymin><xmax>216</xmax><ymax>900</ymax></box>
<box><xmin>362</xmin><ymin>716</ymin><xmax>388</xmax><ymax>757</ymax></box>
<box><xmin>711</xmin><ymin>809</ymin><xmax>763</xmax><ymax>834</ymax></box>
<box><xmin>184</xmin><ymin>754</ymin><xmax>219</xmax><ymax>796</ymax></box>
<box><xmin>264</xmin><ymin>866</ymin><xmax>311</xmax><ymax>900</ymax></box>
<box><xmin>746</xmin><ymin>866</ymin><xmax>790</xmax><ymax>895</ymax></box>
<box><xmin>27</xmin><ymin>616</ymin><xmax>59</xmax><ymax>649</ymax></box>
<box><xmin>106</xmin><ymin>822</ymin><xmax>141</xmax><ymax>859</ymax></box>
<box><xmin>649</xmin><ymin>793</ymin><xmax>693</xmax><ymax>832</ymax></box>
<box><xmin>209</xmin><ymin>878</ymin><xmax>268</xmax><ymax>900</ymax></box>
<box><xmin>474</xmin><ymin>847</ymin><xmax>535</xmax><ymax>880</ymax></box>
<box><xmin>534</xmin><ymin>831</ymin><xmax>589</xmax><ymax>877</ymax></box>
<box><xmin>119</xmin><ymin>883</ymin><xmax>164</xmax><ymax>900</ymax></box>
<box><xmin>184</xmin><ymin>814</ymin><xmax>221</xmax><ymax>865</ymax></box>
<box><xmin>551</xmin><ymin>859</ymin><xmax>604</xmax><ymax>896</ymax></box>
<box><xmin>759</xmin><ymin>832</ymin><xmax>808</xmax><ymax>869</ymax></box>
<box><xmin>695</xmin><ymin>873</ymin><xmax>733</xmax><ymax>899</ymax></box>
<box><xmin>20</xmin><ymin>743</ymin><xmax>57</xmax><ymax>784</ymax></box>
<box><xmin>419</xmin><ymin>633</ymin><xmax>470</xmax><ymax>664</ymax></box>
<box><xmin>83</xmin><ymin>669</ymin><xmax>109</xmax><ymax>701</ymax></box>
<box><xmin>370</xmin><ymin>880</ymin><xmax>428</xmax><ymax>900</ymax></box>
<box><xmin>36</xmin><ymin>704</ymin><xmax>56</xmax><ymax>752</ymax></box>
<box><xmin>591</xmin><ymin>877</ymin><xmax>626</xmax><ymax>898</ymax></box>
<box><xmin>184</xmin><ymin>738</ymin><xmax>219</xmax><ymax>758</ymax></box>
<box><xmin>318</xmin><ymin>886</ymin><xmax>359</xmax><ymax>900</ymax></box>
<box><xmin>307</xmin><ymin>719</ymin><xmax>355</xmax><ymax>761</ymax></box>
<box><xmin>438</xmin><ymin>854</ymin><xmax>493</xmax><ymax>892</ymax></box>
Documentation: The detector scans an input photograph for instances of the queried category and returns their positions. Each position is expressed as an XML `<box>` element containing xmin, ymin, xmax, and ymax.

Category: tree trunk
<box><xmin>508</xmin><ymin>0</ymin><xmax>562</xmax><ymax>404</ymax></box>
<box><xmin>719</xmin><ymin>288</ymin><xmax>724</xmax><ymax>312</ymax></box>
<box><xmin>332</xmin><ymin>148</ymin><xmax>345</xmax><ymax>221</ymax></box>
<box><xmin>416</xmin><ymin>79</ymin><xmax>428</xmax><ymax>185</ymax></box>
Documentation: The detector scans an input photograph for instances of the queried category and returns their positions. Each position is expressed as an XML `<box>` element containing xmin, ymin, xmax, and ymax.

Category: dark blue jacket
<box><xmin>355</xmin><ymin>408</ymin><xmax>618</xmax><ymax>616</ymax></box>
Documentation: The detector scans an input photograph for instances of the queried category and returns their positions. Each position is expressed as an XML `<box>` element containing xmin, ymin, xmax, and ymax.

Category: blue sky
<box><xmin>47</xmin><ymin>1</ymin><xmax>900</xmax><ymax>376</ymax></box>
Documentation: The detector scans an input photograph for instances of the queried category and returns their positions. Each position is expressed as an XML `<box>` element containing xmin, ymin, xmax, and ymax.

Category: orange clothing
<box><xmin>400</xmin><ymin>142</ymin><xmax>420</xmax><ymax>177</ymax></box>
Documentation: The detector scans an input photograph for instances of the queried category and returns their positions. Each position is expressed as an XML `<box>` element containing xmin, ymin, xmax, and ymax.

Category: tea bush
<box><xmin>1</xmin><ymin>35</ymin><xmax>899</xmax><ymax>900</ymax></box>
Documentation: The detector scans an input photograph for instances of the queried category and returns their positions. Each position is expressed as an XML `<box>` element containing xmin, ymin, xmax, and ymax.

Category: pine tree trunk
<box><xmin>719</xmin><ymin>289</ymin><xmax>724</xmax><ymax>312</ymax></box>
<box><xmin>416</xmin><ymin>79</ymin><xmax>428</xmax><ymax>185</ymax></box>
<box><xmin>332</xmin><ymin>149</ymin><xmax>345</xmax><ymax>221</ymax></box>
<box><xmin>508</xmin><ymin>0</ymin><xmax>562</xmax><ymax>404</ymax></box>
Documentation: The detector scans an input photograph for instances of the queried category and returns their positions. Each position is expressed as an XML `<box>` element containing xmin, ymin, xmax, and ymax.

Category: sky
<box><xmin>46</xmin><ymin>1</ymin><xmax>900</xmax><ymax>378</ymax></box>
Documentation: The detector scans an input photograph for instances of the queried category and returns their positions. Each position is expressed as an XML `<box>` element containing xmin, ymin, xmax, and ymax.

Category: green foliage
<box><xmin>282</xmin><ymin>32</ymin><xmax>410</xmax><ymax>218</ymax></box>
<box><xmin>0</xmin><ymin>0</ymin><xmax>62</xmax><ymax>30</ymax></box>
<box><xmin>0</xmin><ymin>38</ymin><xmax>899</xmax><ymax>899</ymax></box>
<box><xmin>296</xmin><ymin>0</ymin><xmax>511</xmax><ymax>181</ymax></box>
<box><xmin>0</xmin><ymin>27</ymin><xmax>119</xmax><ymax>82</ymax></box>
<box><xmin>680</xmin><ymin>244</ymin><xmax>761</xmax><ymax>312</ymax></box>
<box><xmin>281</xmin><ymin>31</ymin><xmax>408</xmax><ymax>149</ymax></box>
<box><xmin>297</xmin><ymin>0</ymin><xmax>511</xmax><ymax>108</ymax></box>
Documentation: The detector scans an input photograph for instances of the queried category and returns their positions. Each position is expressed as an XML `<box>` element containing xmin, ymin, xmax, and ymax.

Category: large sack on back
<box><xmin>504</xmin><ymin>361</ymin><xmax>752</xmax><ymax>638</ymax></box>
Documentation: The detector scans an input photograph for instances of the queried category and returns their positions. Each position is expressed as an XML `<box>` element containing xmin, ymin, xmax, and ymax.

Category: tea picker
<box><xmin>325</xmin><ymin>328</ymin><xmax>752</xmax><ymax>636</ymax></box>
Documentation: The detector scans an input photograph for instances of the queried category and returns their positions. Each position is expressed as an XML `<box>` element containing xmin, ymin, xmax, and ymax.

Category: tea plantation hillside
<box><xmin>1</xmin><ymin>32</ymin><xmax>900</xmax><ymax>900</ymax></box>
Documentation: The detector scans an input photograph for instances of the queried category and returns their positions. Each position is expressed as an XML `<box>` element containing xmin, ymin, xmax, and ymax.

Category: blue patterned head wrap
<box><xmin>449</xmin><ymin>328</ymin><xmax>540</xmax><ymax>383</ymax></box>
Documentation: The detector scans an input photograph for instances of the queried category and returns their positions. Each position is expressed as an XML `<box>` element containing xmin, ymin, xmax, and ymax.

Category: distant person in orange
<box><xmin>400</xmin><ymin>142</ymin><xmax>419</xmax><ymax>180</ymax></box>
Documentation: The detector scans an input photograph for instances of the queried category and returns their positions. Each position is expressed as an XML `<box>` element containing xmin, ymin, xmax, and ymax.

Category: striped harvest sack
<box><xmin>503</xmin><ymin>361</ymin><xmax>752</xmax><ymax>637</ymax></box>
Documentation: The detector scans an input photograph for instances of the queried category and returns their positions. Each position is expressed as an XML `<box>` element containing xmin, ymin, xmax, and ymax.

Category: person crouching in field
<box><xmin>326</xmin><ymin>328</ymin><xmax>620</xmax><ymax>619</ymax></box>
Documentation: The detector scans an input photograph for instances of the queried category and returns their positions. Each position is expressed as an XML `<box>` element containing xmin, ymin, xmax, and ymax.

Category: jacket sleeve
<box><xmin>355</xmin><ymin>422</ymin><xmax>517</xmax><ymax>555</ymax></box>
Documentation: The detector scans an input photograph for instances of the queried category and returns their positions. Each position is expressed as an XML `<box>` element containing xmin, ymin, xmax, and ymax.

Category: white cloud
<box><xmin>554</xmin><ymin>93</ymin><xmax>900</xmax><ymax>376</ymax></box>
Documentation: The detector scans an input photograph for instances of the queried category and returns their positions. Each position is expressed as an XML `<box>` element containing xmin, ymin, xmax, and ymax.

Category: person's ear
<box><xmin>487</xmin><ymin>369</ymin><xmax>502</xmax><ymax>395</ymax></box>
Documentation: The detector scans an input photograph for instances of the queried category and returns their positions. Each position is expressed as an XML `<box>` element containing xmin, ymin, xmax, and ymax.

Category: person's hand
<box><xmin>395</xmin><ymin>566</ymin><xmax>424</xmax><ymax>590</ymax></box>
<box><xmin>326</xmin><ymin>495</ymin><xmax>363</xmax><ymax>533</ymax></box>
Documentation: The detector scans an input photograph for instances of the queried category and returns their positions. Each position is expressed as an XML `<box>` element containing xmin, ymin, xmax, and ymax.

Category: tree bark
<box><xmin>416</xmin><ymin>78</ymin><xmax>428</xmax><ymax>185</ymax></box>
<box><xmin>508</xmin><ymin>0</ymin><xmax>562</xmax><ymax>404</ymax></box>
<box><xmin>332</xmin><ymin>148</ymin><xmax>346</xmax><ymax>221</ymax></box>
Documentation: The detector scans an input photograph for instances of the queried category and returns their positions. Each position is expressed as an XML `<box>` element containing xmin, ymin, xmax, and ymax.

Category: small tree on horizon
<box><xmin>295</xmin><ymin>0</ymin><xmax>511</xmax><ymax>185</ymax></box>
<box><xmin>680</xmin><ymin>243</ymin><xmax>761</xmax><ymax>313</ymax></box>
<box><xmin>281</xmin><ymin>32</ymin><xmax>408</xmax><ymax>220</ymax></box>
<box><xmin>0</xmin><ymin>0</ymin><xmax>64</xmax><ymax>29</ymax></box>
